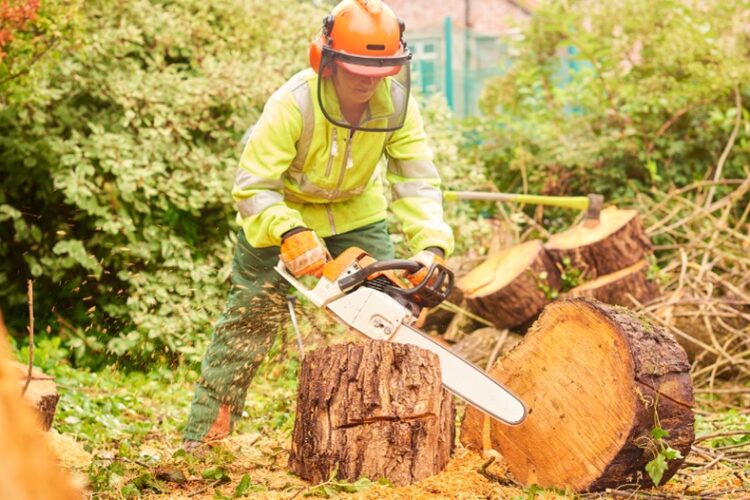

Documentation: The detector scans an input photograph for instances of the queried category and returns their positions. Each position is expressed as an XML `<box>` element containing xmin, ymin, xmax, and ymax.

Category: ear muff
<box><xmin>398</xmin><ymin>18</ymin><xmax>407</xmax><ymax>50</ymax></box>
<box><xmin>323</xmin><ymin>14</ymin><xmax>334</xmax><ymax>39</ymax></box>
<box><xmin>309</xmin><ymin>15</ymin><xmax>335</xmax><ymax>75</ymax></box>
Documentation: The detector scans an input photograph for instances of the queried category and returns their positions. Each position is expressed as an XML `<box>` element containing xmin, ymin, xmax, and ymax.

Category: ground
<box><xmin>33</xmin><ymin>322</ymin><xmax>750</xmax><ymax>500</ymax></box>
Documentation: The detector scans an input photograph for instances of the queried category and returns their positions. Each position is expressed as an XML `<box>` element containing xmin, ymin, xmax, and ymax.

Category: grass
<box><xmin>23</xmin><ymin>331</ymin><xmax>750</xmax><ymax>499</ymax></box>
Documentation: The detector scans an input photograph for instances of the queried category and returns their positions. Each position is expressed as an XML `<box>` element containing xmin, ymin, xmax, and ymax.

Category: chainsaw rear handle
<box><xmin>337</xmin><ymin>259</ymin><xmax>455</xmax><ymax>308</ymax></box>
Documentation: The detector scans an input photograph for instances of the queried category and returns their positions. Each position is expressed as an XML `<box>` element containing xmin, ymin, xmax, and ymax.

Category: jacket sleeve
<box><xmin>233</xmin><ymin>94</ymin><xmax>307</xmax><ymax>248</ymax></box>
<box><xmin>385</xmin><ymin>97</ymin><xmax>455</xmax><ymax>256</ymax></box>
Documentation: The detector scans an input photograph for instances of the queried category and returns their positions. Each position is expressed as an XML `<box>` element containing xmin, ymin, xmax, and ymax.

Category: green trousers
<box><xmin>183</xmin><ymin>220</ymin><xmax>395</xmax><ymax>442</ymax></box>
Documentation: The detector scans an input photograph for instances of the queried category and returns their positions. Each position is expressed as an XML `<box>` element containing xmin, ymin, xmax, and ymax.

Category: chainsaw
<box><xmin>275</xmin><ymin>248</ymin><xmax>527</xmax><ymax>426</ymax></box>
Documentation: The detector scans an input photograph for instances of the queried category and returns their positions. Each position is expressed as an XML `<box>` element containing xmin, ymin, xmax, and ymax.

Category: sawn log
<box><xmin>461</xmin><ymin>298</ymin><xmax>694</xmax><ymax>492</ymax></box>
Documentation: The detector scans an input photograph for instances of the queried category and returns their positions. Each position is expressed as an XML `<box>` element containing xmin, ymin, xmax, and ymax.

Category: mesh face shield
<box><xmin>318</xmin><ymin>46</ymin><xmax>412</xmax><ymax>132</ymax></box>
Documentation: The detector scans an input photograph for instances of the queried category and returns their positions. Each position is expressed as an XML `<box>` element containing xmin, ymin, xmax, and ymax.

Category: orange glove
<box><xmin>404</xmin><ymin>247</ymin><xmax>445</xmax><ymax>287</ymax></box>
<box><xmin>280</xmin><ymin>228</ymin><xmax>329</xmax><ymax>278</ymax></box>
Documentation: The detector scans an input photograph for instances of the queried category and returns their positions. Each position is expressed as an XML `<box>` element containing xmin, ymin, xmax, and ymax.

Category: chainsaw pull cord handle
<box><xmin>337</xmin><ymin>259</ymin><xmax>455</xmax><ymax>308</ymax></box>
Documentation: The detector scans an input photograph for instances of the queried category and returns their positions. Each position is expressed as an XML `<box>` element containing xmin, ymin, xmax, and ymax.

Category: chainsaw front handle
<box><xmin>338</xmin><ymin>259</ymin><xmax>455</xmax><ymax>308</ymax></box>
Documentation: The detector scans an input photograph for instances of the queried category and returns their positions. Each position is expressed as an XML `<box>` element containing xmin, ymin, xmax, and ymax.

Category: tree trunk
<box><xmin>461</xmin><ymin>298</ymin><xmax>694</xmax><ymax>492</ymax></box>
<box><xmin>289</xmin><ymin>341</ymin><xmax>454</xmax><ymax>487</ymax></box>
<box><xmin>11</xmin><ymin>362</ymin><xmax>59</xmax><ymax>431</ymax></box>
<box><xmin>458</xmin><ymin>240</ymin><xmax>561</xmax><ymax>330</ymax></box>
<box><xmin>567</xmin><ymin>260</ymin><xmax>661</xmax><ymax>307</ymax></box>
<box><xmin>545</xmin><ymin>207</ymin><xmax>652</xmax><ymax>279</ymax></box>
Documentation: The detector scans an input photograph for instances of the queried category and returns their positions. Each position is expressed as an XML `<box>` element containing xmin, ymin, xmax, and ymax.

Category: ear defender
<box><xmin>398</xmin><ymin>18</ymin><xmax>407</xmax><ymax>50</ymax></box>
<box><xmin>309</xmin><ymin>14</ymin><xmax>336</xmax><ymax>75</ymax></box>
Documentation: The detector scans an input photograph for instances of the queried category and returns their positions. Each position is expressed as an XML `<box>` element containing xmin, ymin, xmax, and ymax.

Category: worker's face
<box><xmin>332</xmin><ymin>66</ymin><xmax>382</xmax><ymax>105</ymax></box>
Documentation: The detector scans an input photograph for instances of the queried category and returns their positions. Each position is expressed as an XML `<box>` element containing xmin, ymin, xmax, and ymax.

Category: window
<box><xmin>410</xmin><ymin>39</ymin><xmax>441</xmax><ymax>94</ymax></box>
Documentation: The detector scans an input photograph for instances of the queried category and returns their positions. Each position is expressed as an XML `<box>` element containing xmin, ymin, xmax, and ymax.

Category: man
<box><xmin>183</xmin><ymin>0</ymin><xmax>454</xmax><ymax>446</ymax></box>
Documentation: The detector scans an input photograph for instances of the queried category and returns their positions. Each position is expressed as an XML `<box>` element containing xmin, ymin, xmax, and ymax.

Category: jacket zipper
<box><xmin>333</xmin><ymin>129</ymin><xmax>355</xmax><ymax>198</ymax></box>
<box><xmin>326</xmin><ymin>205</ymin><xmax>336</xmax><ymax>235</ymax></box>
<box><xmin>325</xmin><ymin>128</ymin><xmax>338</xmax><ymax>177</ymax></box>
<box><xmin>325</xmin><ymin>129</ymin><xmax>353</xmax><ymax>236</ymax></box>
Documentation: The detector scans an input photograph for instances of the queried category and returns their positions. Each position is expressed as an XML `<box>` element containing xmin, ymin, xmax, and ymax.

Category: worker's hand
<box><xmin>404</xmin><ymin>247</ymin><xmax>446</xmax><ymax>288</ymax></box>
<box><xmin>280</xmin><ymin>228</ymin><xmax>329</xmax><ymax>278</ymax></box>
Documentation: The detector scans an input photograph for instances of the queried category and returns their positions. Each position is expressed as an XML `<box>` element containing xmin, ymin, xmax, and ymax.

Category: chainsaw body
<box><xmin>275</xmin><ymin>248</ymin><xmax>527</xmax><ymax>425</ymax></box>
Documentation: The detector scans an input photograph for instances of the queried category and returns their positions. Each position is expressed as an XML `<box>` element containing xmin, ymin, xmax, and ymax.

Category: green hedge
<box><xmin>472</xmin><ymin>0</ymin><xmax>750</xmax><ymax>208</ymax></box>
<box><xmin>0</xmin><ymin>0</ymin><xmax>323</xmax><ymax>367</ymax></box>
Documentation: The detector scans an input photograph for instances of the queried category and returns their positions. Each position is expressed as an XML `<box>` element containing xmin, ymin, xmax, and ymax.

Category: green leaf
<box><xmin>120</xmin><ymin>483</ymin><xmax>139</xmax><ymax>499</ymax></box>
<box><xmin>662</xmin><ymin>446</ymin><xmax>683</xmax><ymax>461</ymax></box>
<box><xmin>645</xmin><ymin>453</ymin><xmax>667</xmax><ymax>486</ymax></box>
<box><xmin>232</xmin><ymin>474</ymin><xmax>265</xmax><ymax>497</ymax></box>
<box><xmin>651</xmin><ymin>426</ymin><xmax>670</xmax><ymax>440</ymax></box>
<box><xmin>202</xmin><ymin>466</ymin><xmax>231</xmax><ymax>485</ymax></box>
<box><xmin>52</xmin><ymin>239</ymin><xmax>103</xmax><ymax>277</ymax></box>
<box><xmin>233</xmin><ymin>474</ymin><xmax>252</xmax><ymax>497</ymax></box>
<box><xmin>376</xmin><ymin>477</ymin><xmax>393</xmax><ymax>487</ymax></box>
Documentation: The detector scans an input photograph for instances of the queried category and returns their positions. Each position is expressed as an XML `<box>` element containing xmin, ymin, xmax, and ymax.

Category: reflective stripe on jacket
<box><xmin>233</xmin><ymin>69</ymin><xmax>454</xmax><ymax>255</ymax></box>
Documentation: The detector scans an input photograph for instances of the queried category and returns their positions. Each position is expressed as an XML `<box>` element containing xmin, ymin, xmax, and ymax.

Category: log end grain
<box><xmin>461</xmin><ymin>298</ymin><xmax>694</xmax><ymax>492</ymax></box>
<box><xmin>546</xmin><ymin>207</ymin><xmax>653</xmax><ymax>279</ymax></box>
<box><xmin>459</xmin><ymin>241</ymin><xmax>561</xmax><ymax>330</ymax></box>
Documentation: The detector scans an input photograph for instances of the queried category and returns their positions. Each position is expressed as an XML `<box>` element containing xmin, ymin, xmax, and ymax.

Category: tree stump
<box><xmin>11</xmin><ymin>362</ymin><xmax>60</xmax><ymax>431</ymax></box>
<box><xmin>288</xmin><ymin>341</ymin><xmax>454</xmax><ymax>487</ymax></box>
<box><xmin>567</xmin><ymin>260</ymin><xmax>661</xmax><ymax>307</ymax></box>
<box><xmin>545</xmin><ymin>207</ymin><xmax>652</xmax><ymax>279</ymax></box>
<box><xmin>461</xmin><ymin>298</ymin><xmax>694</xmax><ymax>492</ymax></box>
<box><xmin>457</xmin><ymin>240</ymin><xmax>561</xmax><ymax>330</ymax></box>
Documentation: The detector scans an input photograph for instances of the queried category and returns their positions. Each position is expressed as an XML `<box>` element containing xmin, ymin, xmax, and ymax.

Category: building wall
<box><xmin>388</xmin><ymin>0</ymin><xmax>535</xmax><ymax>35</ymax></box>
<box><xmin>386</xmin><ymin>0</ymin><xmax>533</xmax><ymax>116</ymax></box>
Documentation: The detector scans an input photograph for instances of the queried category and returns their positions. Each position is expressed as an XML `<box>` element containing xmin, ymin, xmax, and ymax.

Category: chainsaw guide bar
<box><xmin>275</xmin><ymin>254</ymin><xmax>527</xmax><ymax>426</ymax></box>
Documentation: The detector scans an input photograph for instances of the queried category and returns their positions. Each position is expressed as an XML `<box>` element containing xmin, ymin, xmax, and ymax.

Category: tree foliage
<box><xmin>474</xmin><ymin>0</ymin><xmax>750</xmax><ymax>203</ymax></box>
<box><xmin>0</xmin><ymin>0</ymin><xmax>323</xmax><ymax>366</ymax></box>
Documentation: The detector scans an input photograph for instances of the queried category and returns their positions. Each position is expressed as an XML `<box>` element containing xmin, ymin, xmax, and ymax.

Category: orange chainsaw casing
<box><xmin>322</xmin><ymin>247</ymin><xmax>408</xmax><ymax>288</ymax></box>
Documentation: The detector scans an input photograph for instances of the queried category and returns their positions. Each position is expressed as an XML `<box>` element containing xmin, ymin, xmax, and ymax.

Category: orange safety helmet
<box><xmin>309</xmin><ymin>0</ymin><xmax>411</xmax><ymax>78</ymax></box>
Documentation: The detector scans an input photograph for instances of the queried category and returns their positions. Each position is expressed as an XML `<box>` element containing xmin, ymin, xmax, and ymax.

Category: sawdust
<box><xmin>46</xmin><ymin>429</ymin><xmax>93</xmax><ymax>470</ymax></box>
<box><xmin>352</xmin><ymin>448</ymin><xmax>530</xmax><ymax>499</ymax></box>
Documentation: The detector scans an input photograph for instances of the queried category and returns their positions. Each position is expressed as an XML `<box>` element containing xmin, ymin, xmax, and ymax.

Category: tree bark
<box><xmin>545</xmin><ymin>207</ymin><xmax>652</xmax><ymax>279</ymax></box>
<box><xmin>289</xmin><ymin>341</ymin><xmax>454</xmax><ymax>487</ymax></box>
<box><xmin>567</xmin><ymin>260</ymin><xmax>661</xmax><ymax>307</ymax></box>
<box><xmin>458</xmin><ymin>240</ymin><xmax>561</xmax><ymax>330</ymax></box>
<box><xmin>461</xmin><ymin>298</ymin><xmax>694</xmax><ymax>492</ymax></box>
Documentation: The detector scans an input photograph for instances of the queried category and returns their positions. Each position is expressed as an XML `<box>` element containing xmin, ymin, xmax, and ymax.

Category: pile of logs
<box><xmin>288</xmin><ymin>206</ymin><xmax>695</xmax><ymax>492</ymax></box>
<box><xmin>289</xmin><ymin>298</ymin><xmax>695</xmax><ymax>492</ymax></box>
<box><xmin>457</xmin><ymin>206</ymin><xmax>659</xmax><ymax>332</ymax></box>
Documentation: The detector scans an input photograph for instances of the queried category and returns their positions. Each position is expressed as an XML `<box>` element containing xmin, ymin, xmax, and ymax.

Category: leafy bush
<box><xmin>0</xmin><ymin>0</ymin><xmax>323</xmax><ymax>367</ymax></box>
<box><xmin>474</xmin><ymin>0</ymin><xmax>750</xmax><ymax>206</ymax></box>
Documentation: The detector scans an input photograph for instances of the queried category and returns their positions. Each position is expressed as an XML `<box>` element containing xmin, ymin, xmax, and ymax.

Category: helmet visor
<box><xmin>318</xmin><ymin>47</ymin><xmax>411</xmax><ymax>132</ymax></box>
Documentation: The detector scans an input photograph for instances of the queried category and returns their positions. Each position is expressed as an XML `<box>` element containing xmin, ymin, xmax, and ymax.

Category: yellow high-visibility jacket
<box><xmin>234</xmin><ymin>69</ymin><xmax>454</xmax><ymax>256</ymax></box>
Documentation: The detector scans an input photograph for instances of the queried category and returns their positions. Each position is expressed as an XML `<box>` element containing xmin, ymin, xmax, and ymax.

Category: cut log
<box><xmin>567</xmin><ymin>260</ymin><xmax>660</xmax><ymax>307</ymax></box>
<box><xmin>545</xmin><ymin>207</ymin><xmax>652</xmax><ymax>279</ymax></box>
<box><xmin>458</xmin><ymin>240</ymin><xmax>561</xmax><ymax>330</ymax></box>
<box><xmin>461</xmin><ymin>298</ymin><xmax>694</xmax><ymax>492</ymax></box>
<box><xmin>11</xmin><ymin>361</ymin><xmax>59</xmax><ymax>431</ymax></box>
<box><xmin>288</xmin><ymin>341</ymin><xmax>454</xmax><ymax>487</ymax></box>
